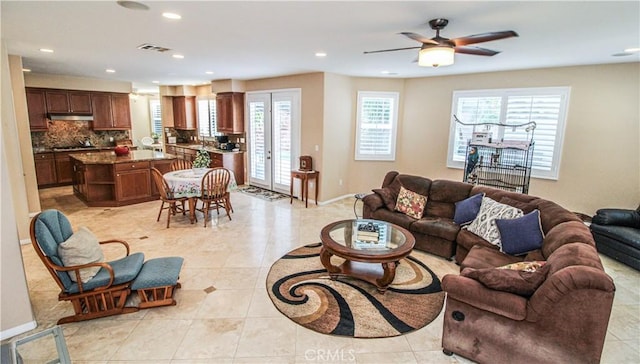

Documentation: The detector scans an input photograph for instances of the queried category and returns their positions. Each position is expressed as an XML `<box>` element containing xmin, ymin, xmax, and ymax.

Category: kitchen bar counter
<box><xmin>70</xmin><ymin>151</ymin><xmax>176</xmax><ymax>207</ymax></box>
<box><xmin>70</xmin><ymin>150</ymin><xmax>175</xmax><ymax>164</ymax></box>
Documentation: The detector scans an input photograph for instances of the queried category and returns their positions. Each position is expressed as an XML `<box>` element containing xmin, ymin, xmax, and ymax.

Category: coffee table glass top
<box><xmin>327</xmin><ymin>219</ymin><xmax>408</xmax><ymax>253</ymax></box>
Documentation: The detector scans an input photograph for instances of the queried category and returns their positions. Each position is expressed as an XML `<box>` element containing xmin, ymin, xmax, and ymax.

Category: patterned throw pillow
<box><xmin>465</xmin><ymin>197</ymin><xmax>524</xmax><ymax>248</ymax></box>
<box><xmin>395</xmin><ymin>186</ymin><xmax>427</xmax><ymax>219</ymax></box>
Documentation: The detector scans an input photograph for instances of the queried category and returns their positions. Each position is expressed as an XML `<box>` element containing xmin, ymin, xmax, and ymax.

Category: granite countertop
<box><xmin>70</xmin><ymin>150</ymin><xmax>176</xmax><ymax>164</ymax></box>
<box><xmin>169</xmin><ymin>143</ymin><xmax>243</xmax><ymax>154</ymax></box>
<box><xmin>33</xmin><ymin>146</ymin><xmax>124</xmax><ymax>153</ymax></box>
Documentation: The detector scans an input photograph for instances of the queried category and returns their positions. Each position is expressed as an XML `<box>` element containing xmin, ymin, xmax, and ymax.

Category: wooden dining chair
<box><xmin>199</xmin><ymin>167</ymin><xmax>232</xmax><ymax>226</ymax></box>
<box><xmin>150</xmin><ymin>168</ymin><xmax>189</xmax><ymax>227</ymax></box>
<box><xmin>171</xmin><ymin>159</ymin><xmax>193</xmax><ymax>171</ymax></box>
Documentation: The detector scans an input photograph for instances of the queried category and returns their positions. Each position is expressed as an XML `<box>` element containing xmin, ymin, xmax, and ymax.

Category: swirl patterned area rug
<box><xmin>266</xmin><ymin>243</ymin><xmax>445</xmax><ymax>338</ymax></box>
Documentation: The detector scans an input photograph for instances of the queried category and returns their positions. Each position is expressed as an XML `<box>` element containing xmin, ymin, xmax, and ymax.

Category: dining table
<box><xmin>163</xmin><ymin>168</ymin><xmax>237</xmax><ymax>224</ymax></box>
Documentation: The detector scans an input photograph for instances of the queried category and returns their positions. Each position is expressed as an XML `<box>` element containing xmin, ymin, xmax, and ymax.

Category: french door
<box><xmin>246</xmin><ymin>90</ymin><xmax>300</xmax><ymax>194</ymax></box>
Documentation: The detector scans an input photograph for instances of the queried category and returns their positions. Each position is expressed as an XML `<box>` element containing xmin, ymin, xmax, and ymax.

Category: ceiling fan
<box><xmin>364</xmin><ymin>18</ymin><xmax>518</xmax><ymax>67</ymax></box>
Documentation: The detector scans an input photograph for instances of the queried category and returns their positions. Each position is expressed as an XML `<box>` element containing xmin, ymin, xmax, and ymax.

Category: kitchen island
<box><xmin>71</xmin><ymin>150</ymin><xmax>176</xmax><ymax>207</ymax></box>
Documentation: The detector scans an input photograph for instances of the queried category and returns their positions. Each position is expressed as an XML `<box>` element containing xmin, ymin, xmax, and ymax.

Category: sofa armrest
<box><xmin>592</xmin><ymin>208</ymin><xmax>640</xmax><ymax>228</ymax></box>
<box><xmin>362</xmin><ymin>193</ymin><xmax>384</xmax><ymax>212</ymax></box>
<box><xmin>442</xmin><ymin>274</ymin><xmax>527</xmax><ymax>321</ymax></box>
<box><xmin>526</xmin><ymin>265</ymin><xmax>615</xmax><ymax>322</ymax></box>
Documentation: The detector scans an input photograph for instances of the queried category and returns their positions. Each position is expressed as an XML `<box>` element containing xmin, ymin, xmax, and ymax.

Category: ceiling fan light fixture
<box><xmin>419</xmin><ymin>47</ymin><xmax>454</xmax><ymax>67</ymax></box>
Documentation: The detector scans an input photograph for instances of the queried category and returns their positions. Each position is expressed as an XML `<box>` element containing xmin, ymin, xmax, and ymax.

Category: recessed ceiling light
<box><xmin>315</xmin><ymin>52</ymin><xmax>327</xmax><ymax>57</ymax></box>
<box><xmin>205</xmin><ymin>71</ymin><xmax>214</xmax><ymax>75</ymax></box>
<box><xmin>381</xmin><ymin>70</ymin><xmax>398</xmax><ymax>75</ymax></box>
<box><xmin>116</xmin><ymin>1</ymin><xmax>149</xmax><ymax>10</ymax></box>
<box><xmin>106</xmin><ymin>69</ymin><xmax>116</xmax><ymax>73</ymax></box>
<box><xmin>624</xmin><ymin>47</ymin><xmax>640</xmax><ymax>53</ymax></box>
<box><xmin>22</xmin><ymin>68</ymin><xmax>31</xmax><ymax>72</ymax></box>
<box><xmin>162</xmin><ymin>12</ymin><xmax>181</xmax><ymax>20</ymax></box>
<box><xmin>39</xmin><ymin>48</ymin><xmax>54</xmax><ymax>53</ymax></box>
<box><xmin>152</xmin><ymin>81</ymin><xmax>160</xmax><ymax>84</ymax></box>
<box><xmin>172</xmin><ymin>54</ymin><xmax>184</xmax><ymax>59</ymax></box>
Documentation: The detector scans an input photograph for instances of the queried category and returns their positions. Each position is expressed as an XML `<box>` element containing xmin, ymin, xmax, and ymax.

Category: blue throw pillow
<box><xmin>454</xmin><ymin>193</ymin><xmax>484</xmax><ymax>225</ymax></box>
<box><xmin>496</xmin><ymin>209</ymin><xmax>545</xmax><ymax>256</ymax></box>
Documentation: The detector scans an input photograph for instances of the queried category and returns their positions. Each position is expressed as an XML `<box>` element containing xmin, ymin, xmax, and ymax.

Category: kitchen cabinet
<box><xmin>45</xmin><ymin>90</ymin><xmax>92</xmax><ymax>113</ymax></box>
<box><xmin>34</xmin><ymin>153</ymin><xmax>57</xmax><ymax>186</ymax></box>
<box><xmin>209</xmin><ymin>151</ymin><xmax>245</xmax><ymax>185</ymax></box>
<box><xmin>92</xmin><ymin>92</ymin><xmax>131</xmax><ymax>130</ymax></box>
<box><xmin>172</xmin><ymin>96</ymin><xmax>196</xmax><ymax>130</ymax></box>
<box><xmin>26</xmin><ymin>88</ymin><xmax>49</xmax><ymax>131</ymax></box>
<box><xmin>216</xmin><ymin>92</ymin><xmax>244</xmax><ymax>133</ymax></box>
<box><xmin>55</xmin><ymin>151</ymin><xmax>90</xmax><ymax>184</ymax></box>
<box><xmin>115</xmin><ymin>162</ymin><xmax>151</xmax><ymax>202</ymax></box>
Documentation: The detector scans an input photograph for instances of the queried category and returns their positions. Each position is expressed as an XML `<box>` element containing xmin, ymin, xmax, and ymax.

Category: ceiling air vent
<box><xmin>137</xmin><ymin>43</ymin><xmax>171</xmax><ymax>53</ymax></box>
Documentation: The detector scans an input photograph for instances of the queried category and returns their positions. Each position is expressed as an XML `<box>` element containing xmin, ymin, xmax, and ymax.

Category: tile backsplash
<box><xmin>31</xmin><ymin>121</ymin><xmax>130</xmax><ymax>149</ymax></box>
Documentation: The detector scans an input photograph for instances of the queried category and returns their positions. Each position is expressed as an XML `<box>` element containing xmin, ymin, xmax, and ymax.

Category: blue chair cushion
<box><xmin>65</xmin><ymin>252</ymin><xmax>145</xmax><ymax>294</ymax></box>
<box><xmin>132</xmin><ymin>257</ymin><xmax>184</xmax><ymax>290</ymax></box>
<box><xmin>33</xmin><ymin>210</ymin><xmax>75</xmax><ymax>289</ymax></box>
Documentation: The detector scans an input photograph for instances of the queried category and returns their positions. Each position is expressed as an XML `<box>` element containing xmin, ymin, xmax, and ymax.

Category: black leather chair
<box><xmin>590</xmin><ymin>206</ymin><xmax>640</xmax><ymax>271</ymax></box>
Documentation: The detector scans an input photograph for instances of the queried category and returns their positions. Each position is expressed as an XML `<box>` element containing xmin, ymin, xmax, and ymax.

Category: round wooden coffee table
<box><xmin>320</xmin><ymin>219</ymin><xmax>415</xmax><ymax>293</ymax></box>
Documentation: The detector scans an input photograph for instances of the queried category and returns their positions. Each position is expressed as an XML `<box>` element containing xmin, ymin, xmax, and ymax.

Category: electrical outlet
<box><xmin>315</xmin><ymin>145</ymin><xmax>319</xmax><ymax>152</ymax></box>
<box><xmin>339</xmin><ymin>179</ymin><xmax>343</xmax><ymax>186</ymax></box>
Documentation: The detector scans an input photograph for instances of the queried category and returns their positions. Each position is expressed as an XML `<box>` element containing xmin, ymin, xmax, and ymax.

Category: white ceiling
<box><xmin>2</xmin><ymin>1</ymin><xmax>639</xmax><ymax>93</ymax></box>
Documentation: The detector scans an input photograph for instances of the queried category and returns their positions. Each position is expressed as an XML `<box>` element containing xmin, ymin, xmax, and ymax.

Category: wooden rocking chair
<box><xmin>30</xmin><ymin>209</ymin><xmax>144</xmax><ymax>324</ymax></box>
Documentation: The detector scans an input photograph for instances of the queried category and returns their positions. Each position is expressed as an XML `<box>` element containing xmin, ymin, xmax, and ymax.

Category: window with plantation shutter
<box><xmin>447</xmin><ymin>87</ymin><xmax>570</xmax><ymax>180</ymax></box>
<box><xmin>196</xmin><ymin>98</ymin><xmax>219</xmax><ymax>137</ymax></box>
<box><xmin>355</xmin><ymin>91</ymin><xmax>399</xmax><ymax>161</ymax></box>
<box><xmin>149</xmin><ymin>99</ymin><xmax>162</xmax><ymax>135</ymax></box>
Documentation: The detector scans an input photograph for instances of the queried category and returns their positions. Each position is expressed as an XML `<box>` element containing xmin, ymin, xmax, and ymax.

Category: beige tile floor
<box><xmin>9</xmin><ymin>186</ymin><xmax>640</xmax><ymax>363</ymax></box>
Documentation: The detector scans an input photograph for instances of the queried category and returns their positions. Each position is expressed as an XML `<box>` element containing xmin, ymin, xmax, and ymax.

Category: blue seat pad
<box><xmin>65</xmin><ymin>252</ymin><xmax>145</xmax><ymax>294</ymax></box>
<box><xmin>132</xmin><ymin>257</ymin><xmax>184</xmax><ymax>290</ymax></box>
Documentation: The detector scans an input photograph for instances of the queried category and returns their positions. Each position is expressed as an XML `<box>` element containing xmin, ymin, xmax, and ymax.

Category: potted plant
<box><xmin>192</xmin><ymin>149</ymin><xmax>211</xmax><ymax>175</ymax></box>
<box><xmin>151</xmin><ymin>132</ymin><xmax>160</xmax><ymax>143</ymax></box>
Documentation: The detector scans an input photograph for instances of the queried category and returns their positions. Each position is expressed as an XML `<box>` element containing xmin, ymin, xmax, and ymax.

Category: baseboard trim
<box><xmin>0</xmin><ymin>320</ymin><xmax>37</xmax><ymax>341</ymax></box>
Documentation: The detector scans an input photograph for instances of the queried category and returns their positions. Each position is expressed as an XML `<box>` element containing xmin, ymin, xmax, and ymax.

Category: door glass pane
<box><xmin>249</xmin><ymin>101</ymin><xmax>266</xmax><ymax>180</ymax></box>
<box><xmin>272</xmin><ymin>100</ymin><xmax>292</xmax><ymax>187</ymax></box>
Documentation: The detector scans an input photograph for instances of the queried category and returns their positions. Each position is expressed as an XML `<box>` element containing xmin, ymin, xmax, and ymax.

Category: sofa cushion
<box><xmin>368</xmin><ymin>208</ymin><xmax>415</xmax><ymax>230</ymax></box>
<box><xmin>425</xmin><ymin>180</ymin><xmax>473</xmax><ymax>219</ymax></box>
<box><xmin>454</xmin><ymin>193</ymin><xmax>484</xmax><ymax>225</ymax></box>
<box><xmin>410</xmin><ymin>217</ymin><xmax>460</xmax><ymax>241</ymax></box>
<box><xmin>590</xmin><ymin>224</ymin><xmax>640</xmax><ymax>250</ymax></box>
<box><xmin>592</xmin><ymin>208</ymin><xmax>640</xmax><ymax>228</ymax></box>
<box><xmin>461</xmin><ymin>263</ymin><xmax>550</xmax><ymax>297</ymax></box>
<box><xmin>466</xmin><ymin>197</ymin><xmax>524</xmax><ymax>248</ymax></box>
<box><xmin>58</xmin><ymin>226</ymin><xmax>105</xmax><ymax>283</ymax></box>
<box><xmin>395</xmin><ymin>186</ymin><xmax>427</xmax><ymax>219</ymax></box>
<box><xmin>460</xmin><ymin>244</ymin><xmax>521</xmax><ymax>270</ymax></box>
<box><xmin>496</xmin><ymin>210</ymin><xmax>545</xmax><ymax>256</ymax></box>
<box><xmin>499</xmin><ymin>196</ymin><xmax>537</xmax><ymax>214</ymax></box>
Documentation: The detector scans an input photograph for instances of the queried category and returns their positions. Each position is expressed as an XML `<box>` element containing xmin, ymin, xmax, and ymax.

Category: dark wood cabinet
<box><xmin>173</xmin><ymin>96</ymin><xmax>196</xmax><ymax>130</ymax></box>
<box><xmin>45</xmin><ymin>89</ymin><xmax>92</xmax><ymax>113</ymax></box>
<box><xmin>34</xmin><ymin>153</ymin><xmax>57</xmax><ymax>186</ymax></box>
<box><xmin>209</xmin><ymin>151</ymin><xmax>245</xmax><ymax>185</ymax></box>
<box><xmin>216</xmin><ymin>92</ymin><xmax>244</xmax><ymax>133</ymax></box>
<box><xmin>55</xmin><ymin>151</ymin><xmax>87</xmax><ymax>184</ymax></box>
<box><xmin>26</xmin><ymin>88</ymin><xmax>49</xmax><ymax>131</ymax></box>
<box><xmin>92</xmin><ymin>92</ymin><xmax>131</xmax><ymax>130</ymax></box>
<box><xmin>115</xmin><ymin>162</ymin><xmax>151</xmax><ymax>202</ymax></box>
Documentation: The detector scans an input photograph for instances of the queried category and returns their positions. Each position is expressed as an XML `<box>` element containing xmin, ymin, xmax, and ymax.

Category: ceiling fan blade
<box><xmin>363</xmin><ymin>46</ymin><xmax>421</xmax><ymax>54</ymax></box>
<box><xmin>454</xmin><ymin>46</ymin><xmax>500</xmax><ymax>56</ymax></box>
<box><xmin>400</xmin><ymin>32</ymin><xmax>438</xmax><ymax>45</ymax></box>
<box><xmin>453</xmin><ymin>31</ymin><xmax>518</xmax><ymax>46</ymax></box>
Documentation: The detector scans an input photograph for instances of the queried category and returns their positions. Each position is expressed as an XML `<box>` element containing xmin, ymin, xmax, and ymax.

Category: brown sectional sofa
<box><xmin>362</xmin><ymin>171</ymin><xmax>615</xmax><ymax>364</ymax></box>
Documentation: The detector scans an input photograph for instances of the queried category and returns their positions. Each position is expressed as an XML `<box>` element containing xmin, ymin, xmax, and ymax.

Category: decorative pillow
<box><xmin>372</xmin><ymin>187</ymin><xmax>398</xmax><ymax>211</ymax></box>
<box><xmin>465</xmin><ymin>197</ymin><xmax>523</xmax><ymax>248</ymax></box>
<box><xmin>496</xmin><ymin>210</ymin><xmax>545</xmax><ymax>256</ymax></box>
<box><xmin>395</xmin><ymin>186</ymin><xmax>427</xmax><ymax>219</ymax></box>
<box><xmin>454</xmin><ymin>193</ymin><xmax>485</xmax><ymax>225</ymax></box>
<box><xmin>497</xmin><ymin>260</ymin><xmax>546</xmax><ymax>272</ymax></box>
<box><xmin>58</xmin><ymin>226</ymin><xmax>105</xmax><ymax>283</ymax></box>
<box><xmin>461</xmin><ymin>263</ymin><xmax>550</xmax><ymax>297</ymax></box>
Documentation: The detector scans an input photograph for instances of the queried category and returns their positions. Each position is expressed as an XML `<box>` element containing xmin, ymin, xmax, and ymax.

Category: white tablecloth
<box><xmin>164</xmin><ymin>169</ymin><xmax>237</xmax><ymax>198</ymax></box>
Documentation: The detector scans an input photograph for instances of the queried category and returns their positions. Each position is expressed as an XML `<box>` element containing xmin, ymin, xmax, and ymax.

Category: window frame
<box><xmin>148</xmin><ymin>98</ymin><xmax>162</xmax><ymax>136</ymax></box>
<box><xmin>447</xmin><ymin>86</ymin><xmax>570</xmax><ymax>180</ymax></box>
<box><xmin>196</xmin><ymin>97</ymin><xmax>219</xmax><ymax>137</ymax></box>
<box><xmin>354</xmin><ymin>91</ymin><xmax>400</xmax><ymax>161</ymax></box>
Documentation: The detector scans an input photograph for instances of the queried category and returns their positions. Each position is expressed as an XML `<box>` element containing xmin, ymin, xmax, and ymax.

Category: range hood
<box><xmin>48</xmin><ymin>113</ymin><xmax>94</xmax><ymax>121</ymax></box>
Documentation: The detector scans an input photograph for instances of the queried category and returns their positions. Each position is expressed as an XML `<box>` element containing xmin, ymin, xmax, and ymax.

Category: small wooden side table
<box><xmin>290</xmin><ymin>170</ymin><xmax>319</xmax><ymax>208</ymax></box>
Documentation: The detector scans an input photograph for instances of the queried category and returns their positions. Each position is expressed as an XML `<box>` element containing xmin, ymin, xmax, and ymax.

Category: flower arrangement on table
<box><xmin>151</xmin><ymin>132</ymin><xmax>161</xmax><ymax>143</ymax></box>
<box><xmin>192</xmin><ymin>149</ymin><xmax>211</xmax><ymax>174</ymax></box>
